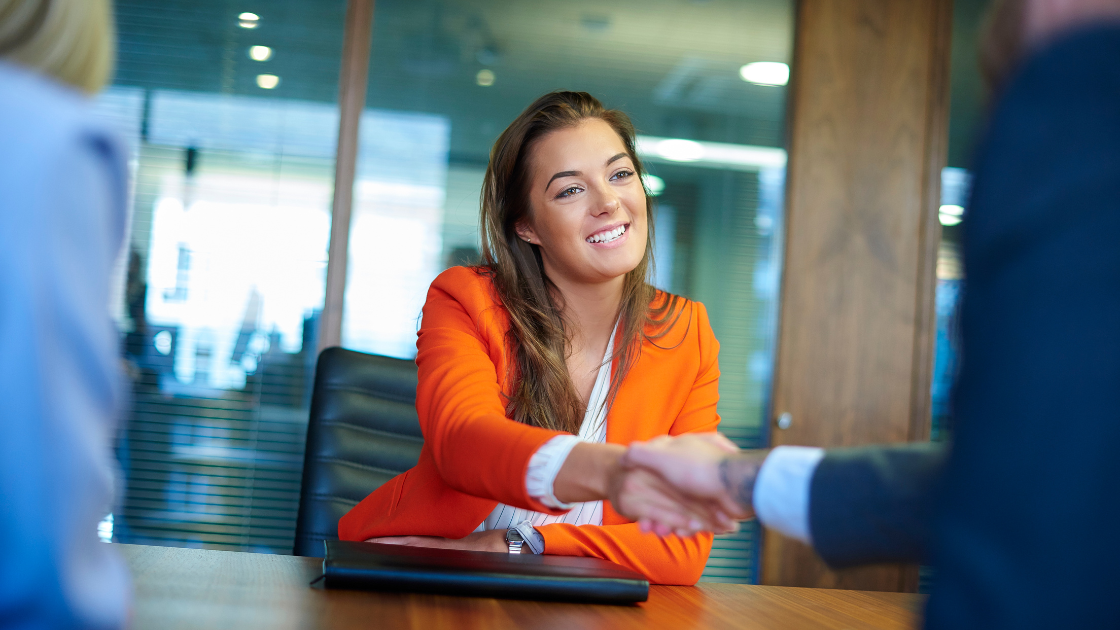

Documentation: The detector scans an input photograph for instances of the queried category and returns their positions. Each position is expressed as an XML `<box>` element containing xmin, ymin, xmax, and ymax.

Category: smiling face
<box><xmin>515</xmin><ymin>118</ymin><xmax>649</xmax><ymax>289</ymax></box>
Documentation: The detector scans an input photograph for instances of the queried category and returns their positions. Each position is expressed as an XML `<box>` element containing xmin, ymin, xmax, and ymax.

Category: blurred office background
<box><xmin>93</xmin><ymin>0</ymin><xmax>984</xmax><ymax>584</ymax></box>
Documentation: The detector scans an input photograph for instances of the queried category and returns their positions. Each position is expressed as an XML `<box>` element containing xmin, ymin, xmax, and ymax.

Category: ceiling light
<box><xmin>739</xmin><ymin>62</ymin><xmax>789</xmax><ymax>86</ymax></box>
<box><xmin>636</xmin><ymin>135</ymin><xmax>787</xmax><ymax>171</ymax></box>
<box><xmin>939</xmin><ymin>212</ymin><xmax>962</xmax><ymax>226</ymax></box>
<box><xmin>239</xmin><ymin>12</ymin><xmax>259</xmax><ymax>28</ymax></box>
<box><xmin>653</xmin><ymin>139</ymin><xmax>704</xmax><ymax>162</ymax></box>
<box><xmin>249</xmin><ymin>45</ymin><xmax>272</xmax><ymax>61</ymax></box>
<box><xmin>939</xmin><ymin>204</ymin><xmax>964</xmax><ymax>217</ymax></box>
<box><xmin>256</xmin><ymin>74</ymin><xmax>279</xmax><ymax>89</ymax></box>
<box><xmin>476</xmin><ymin>69</ymin><xmax>495</xmax><ymax>87</ymax></box>
<box><xmin>642</xmin><ymin>174</ymin><xmax>665</xmax><ymax>196</ymax></box>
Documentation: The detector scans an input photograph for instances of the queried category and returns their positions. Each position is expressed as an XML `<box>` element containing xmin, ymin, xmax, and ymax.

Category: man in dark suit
<box><xmin>615</xmin><ymin>1</ymin><xmax>1120</xmax><ymax>627</ymax></box>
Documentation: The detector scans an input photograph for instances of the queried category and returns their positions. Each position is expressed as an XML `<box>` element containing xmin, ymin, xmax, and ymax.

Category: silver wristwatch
<box><xmin>504</xmin><ymin>527</ymin><xmax>525</xmax><ymax>554</ymax></box>
<box><xmin>505</xmin><ymin>520</ymin><xmax>544</xmax><ymax>555</ymax></box>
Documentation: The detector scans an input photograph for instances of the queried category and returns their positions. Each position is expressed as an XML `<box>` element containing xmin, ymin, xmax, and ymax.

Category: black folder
<box><xmin>320</xmin><ymin>540</ymin><xmax>649</xmax><ymax>604</ymax></box>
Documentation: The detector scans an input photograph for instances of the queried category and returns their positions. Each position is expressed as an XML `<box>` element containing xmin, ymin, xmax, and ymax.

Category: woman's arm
<box><xmin>537</xmin><ymin>522</ymin><xmax>712</xmax><ymax>585</ymax></box>
<box><xmin>413</xmin><ymin>270</ymin><xmax>568</xmax><ymax>513</ymax></box>
<box><xmin>540</xmin><ymin>301</ymin><xmax>726</xmax><ymax>584</ymax></box>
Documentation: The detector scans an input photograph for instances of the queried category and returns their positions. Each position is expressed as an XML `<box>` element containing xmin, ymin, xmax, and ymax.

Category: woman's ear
<box><xmin>515</xmin><ymin>221</ymin><xmax>538</xmax><ymax>245</ymax></box>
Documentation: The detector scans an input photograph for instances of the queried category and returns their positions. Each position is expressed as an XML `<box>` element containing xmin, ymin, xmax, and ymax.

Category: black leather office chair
<box><xmin>293</xmin><ymin>347</ymin><xmax>423</xmax><ymax>557</ymax></box>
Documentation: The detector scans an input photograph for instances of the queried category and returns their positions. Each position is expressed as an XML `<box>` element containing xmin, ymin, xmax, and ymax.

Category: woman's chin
<box><xmin>586</xmin><ymin>255</ymin><xmax>644</xmax><ymax>283</ymax></box>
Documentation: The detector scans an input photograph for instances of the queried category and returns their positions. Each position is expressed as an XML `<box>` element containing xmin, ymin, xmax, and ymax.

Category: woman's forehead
<box><xmin>531</xmin><ymin>120</ymin><xmax>631</xmax><ymax>174</ymax></box>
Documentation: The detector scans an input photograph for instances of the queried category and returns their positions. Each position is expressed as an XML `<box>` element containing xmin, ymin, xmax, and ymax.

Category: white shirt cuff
<box><xmin>525</xmin><ymin>435</ymin><xmax>584</xmax><ymax>510</ymax></box>
<box><xmin>753</xmin><ymin>445</ymin><xmax>825</xmax><ymax>545</ymax></box>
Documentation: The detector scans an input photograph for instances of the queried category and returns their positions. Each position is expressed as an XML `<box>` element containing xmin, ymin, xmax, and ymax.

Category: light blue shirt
<box><xmin>0</xmin><ymin>61</ymin><xmax>130</xmax><ymax>630</ymax></box>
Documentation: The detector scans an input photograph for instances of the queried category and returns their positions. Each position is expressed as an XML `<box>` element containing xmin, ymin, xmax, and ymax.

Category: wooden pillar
<box><xmin>761</xmin><ymin>0</ymin><xmax>953</xmax><ymax>592</ymax></box>
<box><xmin>319</xmin><ymin>0</ymin><xmax>375</xmax><ymax>352</ymax></box>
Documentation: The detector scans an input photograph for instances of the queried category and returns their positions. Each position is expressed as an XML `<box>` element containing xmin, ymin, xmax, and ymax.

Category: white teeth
<box><xmin>587</xmin><ymin>225</ymin><xmax>627</xmax><ymax>244</ymax></box>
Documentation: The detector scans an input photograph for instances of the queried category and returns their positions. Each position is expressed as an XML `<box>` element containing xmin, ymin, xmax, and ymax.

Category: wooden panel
<box><xmin>119</xmin><ymin>543</ymin><xmax>924</xmax><ymax>629</ymax></box>
<box><xmin>319</xmin><ymin>0</ymin><xmax>376</xmax><ymax>352</ymax></box>
<box><xmin>762</xmin><ymin>0</ymin><xmax>952</xmax><ymax>591</ymax></box>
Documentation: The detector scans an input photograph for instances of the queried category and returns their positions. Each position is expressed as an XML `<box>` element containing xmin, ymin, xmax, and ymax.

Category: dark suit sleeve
<box><xmin>808</xmin><ymin>443</ymin><xmax>946</xmax><ymax>568</ymax></box>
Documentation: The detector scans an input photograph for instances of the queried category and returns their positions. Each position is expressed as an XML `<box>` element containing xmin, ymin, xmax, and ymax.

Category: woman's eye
<box><xmin>556</xmin><ymin>186</ymin><xmax>582</xmax><ymax>199</ymax></box>
<box><xmin>611</xmin><ymin>170</ymin><xmax>634</xmax><ymax>181</ymax></box>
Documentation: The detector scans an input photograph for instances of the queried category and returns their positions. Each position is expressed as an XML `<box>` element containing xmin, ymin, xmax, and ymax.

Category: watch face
<box><xmin>505</xmin><ymin>529</ymin><xmax>524</xmax><ymax>544</ymax></box>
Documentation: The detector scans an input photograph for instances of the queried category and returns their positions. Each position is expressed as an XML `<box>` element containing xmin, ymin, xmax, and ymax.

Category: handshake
<box><xmin>606</xmin><ymin>433</ymin><xmax>770</xmax><ymax>538</ymax></box>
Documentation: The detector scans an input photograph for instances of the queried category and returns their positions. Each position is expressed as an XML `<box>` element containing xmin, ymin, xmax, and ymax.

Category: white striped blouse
<box><xmin>473</xmin><ymin>324</ymin><xmax>618</xmax><ymax>534</ymax></box>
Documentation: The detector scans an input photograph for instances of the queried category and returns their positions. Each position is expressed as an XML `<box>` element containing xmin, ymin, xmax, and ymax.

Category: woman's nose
<box><xmin>593</xmin><ymin>189</ymin><xmax>621</xmax><ymax>215</ymax></box>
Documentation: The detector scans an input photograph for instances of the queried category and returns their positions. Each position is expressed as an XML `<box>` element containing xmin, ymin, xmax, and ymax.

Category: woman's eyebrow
<box><xmin>544</xmin><ymin>153</ymin><xmax>631</xmax><ymax>191</ymax></box>
<box><xmin>546</xmin><ymin>170</ymin><xmax>580</xmax><ymax>191</ymax></box>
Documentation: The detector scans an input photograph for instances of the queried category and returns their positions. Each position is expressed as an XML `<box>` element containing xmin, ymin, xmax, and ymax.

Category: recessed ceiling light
<box><xmin>739</xmin><ymin>62</ymin><xmax>789</xmax><ymax>86</ymax></box>
<box><xmin>476</xmin><ymin>69</ymin><xmax>495</xmax><ymax>87</ymax></box>
<box><xmin>249</xmin><ymin>45</ymin><xmax>272</xmax><ymax>61</ymax></box>
<box><xmin>239</xmin><ymin>12</ymin><xmax>259</xmax><ymax>28</ymax></box>
<box><xmin>256</xmin><ymin>74</ymin><xmax>279</xmax><ymax>89</ymax></box>
<box><xmin>939</xmin><ymin>204</ymin><xmax>964</xmax><ymax>217</ymax></box>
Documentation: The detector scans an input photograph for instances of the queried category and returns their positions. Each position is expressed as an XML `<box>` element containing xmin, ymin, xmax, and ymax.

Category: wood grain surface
<box><xmin>763</xmin><ymin>0</ymin><xmax>953</xmax><ymax>592</ymax></box>
<box><xmin>119</xmin><ymin>544</ymin><xmax>924</xmax><ymax>630</ymax></box>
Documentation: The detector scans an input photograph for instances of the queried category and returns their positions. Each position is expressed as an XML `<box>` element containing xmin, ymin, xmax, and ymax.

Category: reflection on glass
<box><xmin>94</xmin><ymin>0</ymin><xmax>347</xmax><ymax>553</ymax></box>
<box><xmin>931</xmin><ymin>167</ymin><xmax>971</xmax><ymax>442</ymax></box>
<box><xmin>344</xmin><ymin>0</ymin><xmax>794</xmax><ymax>583</ymax></box>
<box><xmin>344</xmin><ymin>111</ymin><xmax>451</xmax><ymax>357</ymax></box>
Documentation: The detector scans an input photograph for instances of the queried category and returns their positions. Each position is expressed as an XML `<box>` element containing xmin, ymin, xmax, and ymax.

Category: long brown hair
<box><xmin>479</xmin><ymin>91</ymin><xmax>683</xmax><ymax>434</ymax></box>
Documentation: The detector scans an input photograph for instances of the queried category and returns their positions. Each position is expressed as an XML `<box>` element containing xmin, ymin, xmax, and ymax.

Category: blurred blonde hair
<box><xmin>0</xmin><ymin>0</ymin><xmax>115</xmax><ymax>94</ymax></box>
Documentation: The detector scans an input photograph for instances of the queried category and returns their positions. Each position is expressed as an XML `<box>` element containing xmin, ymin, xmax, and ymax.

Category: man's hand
<box><xmin>608</xmin><ymin>463</ymin><xmax>739</xmax><ymax>536</ymax></box>
<box><xmin>366</xmin><ymin>529</ymin><xmax>513</xmax><ymax>553</ymax></box>
<box><xmin>618</xmin><ymin>433</ymin><xmax>770</xmax><ymax>536</ymax></box>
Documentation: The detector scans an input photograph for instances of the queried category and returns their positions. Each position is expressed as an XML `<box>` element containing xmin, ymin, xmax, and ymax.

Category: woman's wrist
<box><xmin>552</xmin><ymin>442</ymin><xmax>626</xmax><ymax>504</ymax></box>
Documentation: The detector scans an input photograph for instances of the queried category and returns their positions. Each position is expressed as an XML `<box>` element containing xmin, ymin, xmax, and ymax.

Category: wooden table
<box><xmin>119</xmin><ymin>543</ymin><xmax>924</xmax><ymax>629</ymax></box>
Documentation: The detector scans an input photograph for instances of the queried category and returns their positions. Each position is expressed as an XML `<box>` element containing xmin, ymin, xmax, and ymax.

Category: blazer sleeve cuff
<box><xmin>525</xmin><ymin>435</ymin><xmax>583</xmax><ymax>510</ymax></box>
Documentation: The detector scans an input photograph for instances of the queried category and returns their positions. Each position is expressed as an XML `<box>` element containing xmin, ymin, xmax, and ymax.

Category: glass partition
<box><xmin>97</xmin><ymin>0</ymin><xmax>347</xmax><ymax>552</ymax></box>
<box><xmin>931</xmin><ymin>0</ymin><xmax>991</xmax><ymax>443</ymax></box>
<box><xmin>919</xmin><ymin>0</ymin><xmax>990</xmax><ymax>595</ymax></box>
<box><xmin>342</xmin><ymin>0</ymin><xmax>795</xmax><ymax>582</ymax></box>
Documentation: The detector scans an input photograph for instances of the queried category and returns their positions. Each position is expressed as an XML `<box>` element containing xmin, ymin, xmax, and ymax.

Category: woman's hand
<box><xmin>617</xmin><ymin>432</ymin><xmax>766</xmax><ymax>536</ymax></box>
<box><xmin>365</xmin><ymin>529</ymin><xmax>517</xmax><ymax>554</ymax></box>
<box><xmin>609</xmin><ymin>459</ymin><xmax>741</xmax><ymax>537</ymax></box>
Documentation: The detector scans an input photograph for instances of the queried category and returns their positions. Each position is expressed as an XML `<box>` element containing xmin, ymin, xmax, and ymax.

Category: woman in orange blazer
<box><xmin>339</xmin><ymin>91</ymin><xmax>727</xmax><ymax>586</ymax></box>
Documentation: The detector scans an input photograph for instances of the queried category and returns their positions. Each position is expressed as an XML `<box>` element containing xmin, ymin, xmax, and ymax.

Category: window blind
<box><xmin>101</xmin><ymin>0</ymin><xmax>347</xmax><ymax>553</ymax></box>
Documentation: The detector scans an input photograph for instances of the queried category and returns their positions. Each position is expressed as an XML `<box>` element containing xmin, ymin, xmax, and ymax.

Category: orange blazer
<box><xmin>338</xmin><ymin>266</ymin><xmax>722</xmax><ymax>585</ymax></box>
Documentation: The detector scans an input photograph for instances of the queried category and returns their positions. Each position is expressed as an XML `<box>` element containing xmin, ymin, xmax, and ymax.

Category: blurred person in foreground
<box><xmin>617</xmin><ymin>0</ymin><xmax>1120</xmax><ymax>627</ymax></box>
<box><xmin>0</xmin><ymin>1</ymin><xmax>131</xmax><ymax>629</ymax></box>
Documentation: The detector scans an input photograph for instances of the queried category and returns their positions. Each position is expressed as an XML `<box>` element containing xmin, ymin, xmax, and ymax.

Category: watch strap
<box><xmin>514</xmin><ymin>520</ymin><xmax>545</xmax><ymax>555</ymax></box>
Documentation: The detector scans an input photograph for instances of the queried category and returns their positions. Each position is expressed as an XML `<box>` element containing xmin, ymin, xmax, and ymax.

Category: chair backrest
<box><xmin>293</xmin><ymin>347</ymin><xmax>423</xmax><ymax>557</ymax></box>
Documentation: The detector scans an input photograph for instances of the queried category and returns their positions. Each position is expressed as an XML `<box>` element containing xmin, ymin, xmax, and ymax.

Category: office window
<box><xmin>98</xmin><ymin>0</ymin><xmax>347</xmax><ymax>552</ymax></box>
<box><xmin>342</xmin><ymin>0</ymin><xmax>794</xmax><ymax>583</ymax></box>
<box><xmin>918</xmin><ymin>0</ymin><xmax>989</xmax><ymax>595</ymax></box>
<box><xmin>930</xmin><ymin>0</ymin><xmax>989</xmax><ymax>444</ymax></box>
